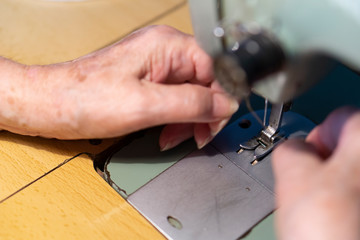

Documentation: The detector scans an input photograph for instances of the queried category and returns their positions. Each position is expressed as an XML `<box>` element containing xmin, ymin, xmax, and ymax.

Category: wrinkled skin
<box><xmin>0</xmin><ymin>25</ymin><xmax>238</xmax><ymax>150</ymax></box>
<box><xmin>273</xmin><ymin>106</ymin><xmax>360</xmax><ymax>240</ymax></box>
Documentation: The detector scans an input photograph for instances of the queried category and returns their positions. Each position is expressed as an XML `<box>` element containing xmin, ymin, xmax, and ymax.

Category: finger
<box><xmin>207</xmin><ymin>81</ymin><xmax>238</xmax><ymax>137</ymax></box>
<box><xmin>160</xmin><ymin>118</ymin><xmax>231</xmax><ymax>151</ymax></box>
<box><xmin>332</xmin><ymin>109</ymin><xmax>360</xmax><ymax>171</ymax></box>
<box><xmin>182</xmin><ymin>49</ymin><xmax>214</xmax><ymax>86</ymax></box>
<box><xmin>273</xmin><ymin>139</ymin><xmax>321</xmax><ymax>182</ymax></box>
<box><xmin>194</xmin><ymin>123</ymin><xmax>212</xmax><ymax>149</ymax></box>
<box><xmin>159</xmin><ymin>123</ymin><xmax>194</xmax><ymax>151</ymax></box>
<box><xmin>273</xmin><ymin>139</ymin><xmax>322</xmax><ymax>204</ymax></box>
<box><xmin>305</xmin><ymin>106</ymin><xmax>360</xmax><ymax>190</ymax></box>
<box><xmin>142</xmin><ymin>81</ymin><xmax>239</xmax><ymax>125</ymax></box>
<box><xmin>306</xmin><ymin>106</ymin><xmax>359</xmax><ymax>158</ymax></box>
<box><xmin>210</xmin><ymin>80</ymin><xmax>226</xmax><ymax>93</ymax></box>
<box><xmin>306</xmin><ymin>126</ymin><xmax>332</xmax><ymax>159</ymax></box>
<box><xmin>185</xmin><ymin>37</ymin><xmax>214</xmax><ymax>85</ymax></box>
<box><xmin>208</xmin><ymin>117</ymin><xmax>230</xmax><ymax>138</ymax></box>
<box><xmin>150</xmin><ymin>29</ymin><xmax>214</xmax><ymax>86</ymax></box>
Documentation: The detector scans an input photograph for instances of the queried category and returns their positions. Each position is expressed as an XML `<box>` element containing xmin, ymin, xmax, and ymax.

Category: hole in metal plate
<box><xmin>167</xmin><ymin>216</ymin><xmax>183</xmax><ymax>230</ymax></box>
<box><xmin>238</xmin><ymin>119</ymin><xmax>251</xmax><ymax>129</ymax></box>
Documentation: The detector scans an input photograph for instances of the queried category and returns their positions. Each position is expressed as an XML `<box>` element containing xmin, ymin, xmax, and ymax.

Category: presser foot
<box><xmin>238</xmin><ymin>102</ymin><xmax>289</xmax><ymax>165</ymax></box>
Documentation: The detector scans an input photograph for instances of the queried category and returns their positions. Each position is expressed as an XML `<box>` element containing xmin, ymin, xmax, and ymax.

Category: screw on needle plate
<box><xmin>237</xmin><ymin>148</ymin><xmax>244</xmax><ymax>154</ymax></box>
<box><xmin>251</xmin><ymin>159</ymin><xmax>259</xmax><ymax>166</ymax></box>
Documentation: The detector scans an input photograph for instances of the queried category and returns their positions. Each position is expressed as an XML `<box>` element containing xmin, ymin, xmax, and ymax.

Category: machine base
<box><xmin>128</xmin><ymin>111</ymin><xmax>315</xmax><ymax>240</ymax></box>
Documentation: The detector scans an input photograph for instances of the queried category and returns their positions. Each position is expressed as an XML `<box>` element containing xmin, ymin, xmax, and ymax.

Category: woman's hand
<box><xmin>0</xmin><ymin>25</ymin><xmax>238</xmax><ymax>149</ymax></box>
<box><xmin>273</xmin><ymin>107</ymin><xmax>360</xmax><ymax>240</ymax></box>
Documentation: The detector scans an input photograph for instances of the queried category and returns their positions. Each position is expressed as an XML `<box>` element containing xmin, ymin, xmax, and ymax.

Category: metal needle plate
<box><xmin>128</xmin><ymin>111</ymin><xmax>315</xmax><ymax>240</ymax></box>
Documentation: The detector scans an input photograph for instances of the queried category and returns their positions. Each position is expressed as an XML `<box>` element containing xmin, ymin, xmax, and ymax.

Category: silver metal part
<box><xmin>262</xmin><ymin>103</ymin><xmax>284</xmax><ymax>141</ymax></box>
<box><xmin>240</xmin><ymin>103</ymin><xmax>285</xmax><ymax>163</ymax></box>
<box><xmin>263</xmin><ymin>99</ymin><xmax>268</xmax><ymax>125</ymax></box>
<box><xmin>128</xmin><ymin>111</ymin><xmax>315</xmax><ymax>240</ymax></box>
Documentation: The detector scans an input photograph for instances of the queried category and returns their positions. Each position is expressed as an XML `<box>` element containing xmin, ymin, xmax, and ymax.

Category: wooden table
<box><xmin>0</xmin><ymin>1</ymin><xmax>191</xmax><ymax>239</ymax></box>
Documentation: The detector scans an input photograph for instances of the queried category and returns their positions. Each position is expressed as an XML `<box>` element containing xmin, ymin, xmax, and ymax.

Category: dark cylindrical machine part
<box><xmin>230</xmin><ymin>33</ymin><xmax>285</xmax><ymax>84</ymax></box>
<box><xmin>214</xmin><ymin>32</ymin><xmax>286</xmax><ymax>98</ymax></box>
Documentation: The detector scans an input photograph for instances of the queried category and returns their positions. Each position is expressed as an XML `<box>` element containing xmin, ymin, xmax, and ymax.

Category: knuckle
<box><xmin>148</xmin><ymin>25</ymin><xmax>176</xmax><ymax>35</ymax></box>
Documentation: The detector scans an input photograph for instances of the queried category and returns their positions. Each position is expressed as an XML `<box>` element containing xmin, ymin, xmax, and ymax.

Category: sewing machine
<box><xmin>190</xmin><ymin>0</ymin><xmax>360</xmax><ymax>161</ymax></box>
<box><xmin>125</xmin><ymin>0</ymin><xmax>360</xmax><ymax>239</ymax></box>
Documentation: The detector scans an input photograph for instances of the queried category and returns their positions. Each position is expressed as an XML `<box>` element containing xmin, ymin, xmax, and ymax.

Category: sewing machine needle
<box><xmin>263</xmin><ymin>98</ymin><xmax>268</xmax><ymax>126</ymax></box>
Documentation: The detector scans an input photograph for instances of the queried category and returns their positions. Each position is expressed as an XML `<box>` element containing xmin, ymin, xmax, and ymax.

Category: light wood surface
<box><xmin>0</xmin><ymin>0</ymin><xmax>184</xmax><ymax>64</ymax></box>
<box><xmin>0</xmin><ymin>1</ymin><xmax>192</xmax><ymax>239</ymax></box>
<box><xmin>0</xmin><ymin>132</ymin><xmax>116</xmax><ymax>200</ymax></box>
<box><xmin>0</xmin><ymin>155</ymin><xmax>164</xmax><ymax>240</ymax></box>
<box><xmin>151</xmin><ymin>3</ymin><xmax>193</xmax><ymax>35</ymax></box>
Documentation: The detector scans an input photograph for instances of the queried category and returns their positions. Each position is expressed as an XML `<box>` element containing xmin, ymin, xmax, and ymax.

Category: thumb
<box><xmin>143</xmin><ymin>82</ymin><xmax>239</xmax><ymax>125</ymax></box>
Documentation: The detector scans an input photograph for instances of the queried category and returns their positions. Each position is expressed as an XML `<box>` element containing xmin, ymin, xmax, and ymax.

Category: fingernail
<box><xmin>213</xmin><ymin>94</ymin><xmax>239</xmax><ymax>118</ymax></box>
<box><xmin>160</xmin><ymin>137</ymin><xmax>187</xmax><ymax>151</ymax></box>
<box><xmin>211</xmin><ymin>119</ymin><xmax>228</xmax><ymax>137</ymax></box>
<box><xmin>230</xmin><ymin>98</ymin><xmax>240</xmax><ymax>113</ymax></box>
<box><xmin>197</xmin><ymin>136</ymin><xmax>212</xmax><ymax>149</ymax></box>
<box><xmin>160</xmin><ymin>142</ymin><xmax>172</xmax><ymax>152</ymax></box>
<box><xmin>160</xmin><ymin>140</ymin><xmax>184</xmax><ymax>151</ymax></box>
